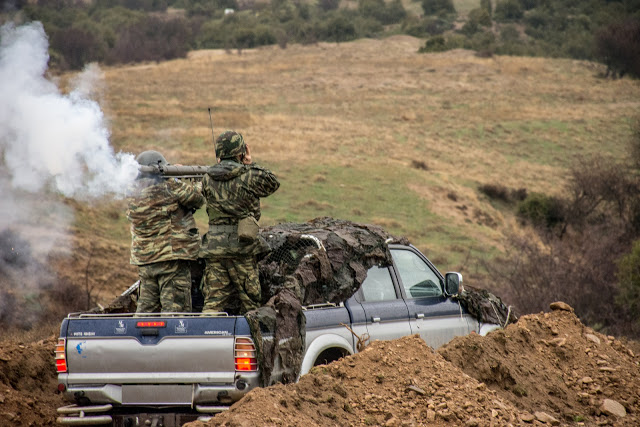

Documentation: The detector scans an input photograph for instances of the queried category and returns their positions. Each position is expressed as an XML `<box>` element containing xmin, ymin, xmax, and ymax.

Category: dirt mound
<box><xmin>439</xmin><ymin>304</ymin><xmax>640</xmax><ymax>425</ymax></box>
<box><xmin>188</xmin><ymin>334</ymin><xmax>525</xmax><ymax>427</ymax></box>
<box><xmin>0</xmin><ymin>334</ymin><xmax>65</xmax><ymax>426</ymax></box>
<box><xmin>186</xmin><ymin>304</ymin><xmax>639</xmax><ymax>427</ymax></box>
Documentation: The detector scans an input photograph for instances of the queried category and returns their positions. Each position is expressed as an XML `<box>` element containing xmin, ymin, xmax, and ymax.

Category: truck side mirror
<box><xmin>444</xmin><ymin>272</ymin><xmax>462</xmax><ymax>296</ymax></box>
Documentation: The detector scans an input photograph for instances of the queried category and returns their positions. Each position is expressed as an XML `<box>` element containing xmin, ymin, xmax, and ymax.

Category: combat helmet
<box><xmin>215</xmin><ymin>130</ymin><xmax>246</xmax><ymax>160</ymax></box>
<box><xmin>136</xmin><ymin>150</ymin><xmax>168</xmax><ymax>167</ymax></box>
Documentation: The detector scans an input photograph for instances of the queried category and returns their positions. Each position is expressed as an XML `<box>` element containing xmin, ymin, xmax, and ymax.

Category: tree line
<box><xmin>0</xmin><ymin>0</ymin><xmax>638</xmax><ymax>77</ymax></box>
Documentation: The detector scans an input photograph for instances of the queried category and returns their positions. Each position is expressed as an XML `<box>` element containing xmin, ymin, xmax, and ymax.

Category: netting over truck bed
<box><xmin>247</xmin><ymin>217</ymin><xmax>408</xmax><ymax>386</ymax></box>
<box><xmin>257</xmin><ymin>217</ymin><xmax>409</xmax><ymax>306</ymax></box>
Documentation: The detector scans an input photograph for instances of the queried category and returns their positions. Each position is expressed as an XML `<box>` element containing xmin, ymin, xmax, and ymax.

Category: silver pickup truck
<box><xmin>55</xmin><ymin>243</ymin><xmax>498</xmax><ymax>426</ymax></box>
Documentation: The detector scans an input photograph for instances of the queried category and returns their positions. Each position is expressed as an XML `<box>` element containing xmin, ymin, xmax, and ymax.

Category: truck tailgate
<box><xmin>61</xmin><ymin>314</ymin><xmax>242</xmax><ymax>385</ymax></box>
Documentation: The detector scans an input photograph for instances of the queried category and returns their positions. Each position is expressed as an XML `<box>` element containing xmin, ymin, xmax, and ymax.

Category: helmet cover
<box><xmin>215</xmin><ymin>130</ymin><xmax>246</xmax><ymax>159</ymax></box>
<box><xmin>136</xmin><ymin>150</ymin><xmax>168</xmax><ymax>167</ymax></box>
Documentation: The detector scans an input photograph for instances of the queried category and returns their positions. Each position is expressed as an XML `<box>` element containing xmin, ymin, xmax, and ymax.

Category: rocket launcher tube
<box><xmin>138</xmin><ymin>164</ymin><xmax>209</xmax><ymax>179</ymax></box>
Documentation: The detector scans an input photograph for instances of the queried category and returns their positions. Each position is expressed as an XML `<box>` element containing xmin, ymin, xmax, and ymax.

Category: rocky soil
<box><xmin>185</xmin><ymin>303</ymin><xmax>639</xmax><ymax>427</ymax></box>
<box><xmin>1</xmin><ymin>304</ymin><xmax>639</xmax><ymax>426</ymax></box>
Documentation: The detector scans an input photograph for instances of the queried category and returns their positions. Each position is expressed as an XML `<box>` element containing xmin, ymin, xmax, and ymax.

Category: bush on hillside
<box><xmin>108</xmin><ymin>15</ymin><xmax>190</xmax><ymax>63</ymax></box>
<box><xmin>499</xmin><ymin>24</ymin><xmax>520</xmax><ymax>42</ymax></box>
<box><xmin>480</xmin><ymin>0</ymin><xmax>492</xmax><ymax>17</ymax></box>
<box><xmin>403</xmin><ymin>15</ymin><xmax>452</xmax><ymax>37</ymax></box>
<box><xmin>421</xmin><ymin>0</ymin><xmax>455</xmax><ymax>16</ymax></box>
<box><xmin>616</xmin><ymin>239</ymin><xmax>640</xmax><ymax>321</ymax></box>
<box><xmin>463</xmin><ymin>30</ymin><xmax>496</xmax><ymax>56</ymax></box>
<box><xmin>479</xmin><ymin>183</ymin><xmax>527</xmax><ymax>204</ymax></box>
<box><xmin>519</xmin><ymin>0</ymin><xmax>538</xmax><ymax>11</ymax></box>
<box><xmin>358</xmin><ymin>0</ymin><xmax>406</xmax><ymax>25</ymax></box>
<box><xmin>322</xmin><ymin>13</ymin><xmax>357</xmax><ymax>43</ymax></box>
<box><xmin>516</xmin><ymin>193</ymin><xmax>564</xmax><ymax>229</ymax></box>
<box><xmin>630</xmin><ymin>119</ymin><xmax>640</xmax><ymax>170</ymax></box>
<box><xmin>50</xmin><ymin>27</ymin><xmax>105</xmax><ymax>70</ymax></box>
<box><xmin>494</xmin><ymin>0</ymin><xmax>524</xmax><ymax>22</ymax></box>
<box><xmin>318</xmin><ymin>0</ymin><xmax>340</xmax><ymax>12</ymax></box>
<box><xmin>352</xmin><ymin>16</ymin><xmax>384</xmax><ymax>37</ymax></box>
<box><xmin>594</xmin><ymin>17</ymin><xmax>640</xmax><ymax>79</ymax></box>
<box><xmin>94</xmin><ymin>0</ymin><xmax>168</xmax><ymax>12</ymax></box>
<box><xmin>283</xmin><ymin>18</ymin><xmax>321</xmax><ymax>45</ymax></box>
<box><xmin>462</xmin><ymin>8</ymin><xmax>491</xmax><ymax>36</ymax></box>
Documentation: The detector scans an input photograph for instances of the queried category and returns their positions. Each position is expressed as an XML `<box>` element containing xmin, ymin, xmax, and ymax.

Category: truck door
<box><xmin>390</xmin><ymin>247</ymin><xmax>474</xmax><ymax>349</ymax></box>
<box><xmin>353</xmin><ymin>265</ymin><xmax>412</xmax><ymax>342</ymax></box>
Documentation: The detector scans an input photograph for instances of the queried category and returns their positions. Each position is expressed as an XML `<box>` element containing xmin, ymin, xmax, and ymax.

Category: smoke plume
<box><xmin>0</xmin><ymin>21</ymin><xmax>139</xmax><ymax>198</ymax></box>
<box><xmin>0</xmin><ymin>22</ymin><xmax>139</xmax><ymax>327</ymax></box>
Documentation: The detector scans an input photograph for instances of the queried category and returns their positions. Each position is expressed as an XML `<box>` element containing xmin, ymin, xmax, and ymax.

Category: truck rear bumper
<box><xmin>57</xmin><ymin>404</ymin><xmax>225</xmax><ymax>426</ymax></box>
<box><xmin>57</xmin><ymin>404</ymin><xmax>113</xmax><ymax>425</ymax></box>
<box><xmin>60</xmin><ymin>372</ymin><xmax>260</xmax><ymax>406</ymax></box>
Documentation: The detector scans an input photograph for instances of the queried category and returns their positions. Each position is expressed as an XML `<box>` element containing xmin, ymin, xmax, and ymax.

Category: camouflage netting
<box><xmin>257</xmin><ymin>217</ymin><xmax>409</xmax><ymax>305</ymax></box>
<box><xmin>455</xmin><ymin>285</ymin><xmax>518</xmax><ymax>327</ymax></box>
<box><xmin>247</xmin><ymin>217</ymin><xmax>409</xmax><ymax>386</ymax></box>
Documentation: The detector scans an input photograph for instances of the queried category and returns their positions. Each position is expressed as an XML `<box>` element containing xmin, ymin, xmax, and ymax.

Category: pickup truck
<box><xmin>55</xmin><ymin>243</ymin><xmax>499</xmax><ymax>426</ymax></box>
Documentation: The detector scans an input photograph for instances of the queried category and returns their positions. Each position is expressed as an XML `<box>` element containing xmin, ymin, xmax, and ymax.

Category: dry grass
<box><xmin>66</xmin><ymin>35</ymin><xmax>640</xmax><ymax>286</ymax></box>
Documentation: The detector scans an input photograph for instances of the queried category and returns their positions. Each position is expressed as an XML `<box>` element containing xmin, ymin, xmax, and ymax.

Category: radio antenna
<box><xmin>208</xmin><ymin>107</ymin><xmax>215</xmax><ymax>145</ymax></box>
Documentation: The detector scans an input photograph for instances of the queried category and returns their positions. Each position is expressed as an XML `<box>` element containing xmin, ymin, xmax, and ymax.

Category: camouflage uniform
<box><xmin>200</xmin><ymin>133</ymin><xmax>280</xmax><ymax>314</ymax></box>
<box><xmin>127</xmin><ymin>176</ymin><xmax>204</xmax><ymax>313</ymax></box>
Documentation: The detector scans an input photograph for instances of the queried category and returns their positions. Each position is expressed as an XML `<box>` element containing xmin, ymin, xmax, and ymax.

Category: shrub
<box><xmin>464</xmin><ymin>30</ymin><xmax>496</xmax><ymax>55</ymax></box>
<box><xmin>284</xmin><ymin>19</ymin><xmax>320</xmax><ymax>45</ymax></box>
<box><xmin>385</xmin><ymin>0</ymin><xmax>407</xmax><ymax>25</ymax></box>
<box><xmin>479</xmin><ymin>183</ymin><xmax>510</xmax><ymax>201</ymax></box>
<box><xmin>630</xmin><ymin>118</ymin><xmax>640</xmax><ymax>171</ymax></box>
<box><xmin>478</xmin><ymin>183</ymin><xmax>527</xmax><ymax>203</ymax></box>
<box><xmin>108</xmin><ymin>15</ymin><xmax>190</xmax><ymax>63</ymax></box>
<box><xmin>519</xmin><ymin>0</ymin><xmax>538</xmax><ymax>11</ymax></box>
<box><xmin>500</xmin><ymin>24</ymin><xmax>521</xmax><ymax>43</ymax></box>
<box><xmin>461</xmin><ymin>8</ymin><xmax>492</xmax><ymax>36</ymax></box>
<box><xmin>318</xmin><ymin>0</ymin><xmax>340</xmax><ymax>12</ymax></box>
<box><xmin>403</xmin><ymin>16</ymin><xmax>451</xmax><ymax>37</ymax></box>
<box><xmin>516</xmin><ymin>193</ymin><xmax>564</xmax><ymax>229</ymax></box>
<box><xmin>358</xmin><ymin>0</ymin><xmax>385</xmax><ymax>20</ymax></box>
<box><xmin>468</xmin><ymin>7</ymin><xmax>492</xmax><ymax>27</ymax></box>
<box><xmin>494</xmin><ymin>0</ymin><xmax>523</xmax><ymax>22</ymax></box>
<box><xmin>421</xmin><ymin>0</ymin><xmax>455</xmax><ymax>16</ymax></box>
<box><xmin>50</xmin><ymin>27</ymin><xmax>104</xmax><ymax>70</ymax></box>
<box><xmin>352</xmin><ymin>16</ymin><xmax>384</xmax><ymax>38</ymax></box>
<box><xmin>616</xmin><ymin>240</ymin><xmax>640</xmax><ymax>320</ymax></box>
<box><xmin>358</xmin><ymin>0</ymin><xmax>406</xmax><ymax>25</ymax></box>
<box><xmin>323</xmin><ymin>13</ymin><xmax>357</xmax><ymax>43</ymax></box>
<box><xmin>594</xmin><ymin>17</ymin><xmax>640</xmax><ymax>79</ymax></box>
<box><xmin>480</xmin><ymin>0</ymin><xmax>492</xmax><ymax>17</ymax></box>
<box><xmin>418</xmin><ymin>35</ymin><xmax>447</xmax><ymax>52</ymax></box>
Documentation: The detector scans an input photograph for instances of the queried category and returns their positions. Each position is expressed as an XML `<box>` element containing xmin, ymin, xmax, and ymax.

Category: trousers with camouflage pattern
<box><xmin>136</xmin><ymin>260</ymin><xmax>193</xmax><ymax>313</ymax></box>
<box><xmin>201</xmin><ymin>256</ymin><xmax>261</xmax><ymax>314</ymax></box>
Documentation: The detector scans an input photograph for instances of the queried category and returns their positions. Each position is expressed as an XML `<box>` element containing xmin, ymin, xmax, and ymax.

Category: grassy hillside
<box><xmin>62</xmin><ymin>36</ymin><xmax>640</xmax><ymax>302</ymax></box>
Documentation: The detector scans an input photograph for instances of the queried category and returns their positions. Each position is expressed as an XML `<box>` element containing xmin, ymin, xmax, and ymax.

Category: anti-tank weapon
<box><xmin>138</xmin><ymin>164</ymin><xmax>209</xmax><ymax>179</ymax></box>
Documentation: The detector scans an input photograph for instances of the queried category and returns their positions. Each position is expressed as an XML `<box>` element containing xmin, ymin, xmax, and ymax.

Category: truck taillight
<box><xmin>136</xmin><ymin>321</ymin><xmax>166</xmax><ymax>328</ymax></box>
<box><xmin>55</xmin><ymin>338</ymin><xmax>67</xmax><ymax>373</ymax></box>
<box><xmin>234</xmin><ymin>337</ymin><xmax>258</xmax><ymax>371</ymax></box>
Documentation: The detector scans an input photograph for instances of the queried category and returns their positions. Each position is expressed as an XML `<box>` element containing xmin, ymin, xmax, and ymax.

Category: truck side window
<box><xmin>391</xmin><ymin>249</ymin><xmax>443</xmax><ymax>299</ymax></box>
<box><xmin>361</xmin><ymin>266</ymin><xmax>396</xmax><ymax>302</ymax></box>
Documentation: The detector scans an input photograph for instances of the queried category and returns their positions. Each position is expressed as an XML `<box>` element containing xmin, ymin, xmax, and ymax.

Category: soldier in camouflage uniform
<box><xmin>127</xmin><ymin>150</ymin><xmax>205</xmax><ymax>313</ymax></box>
<box><xmin>200</xmin><ymin>131</ymin><xmax>280</xmax><ymax>314</ymax></box>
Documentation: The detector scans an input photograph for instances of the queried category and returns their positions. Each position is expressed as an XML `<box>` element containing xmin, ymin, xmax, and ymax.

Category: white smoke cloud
<box><xmin>0</xmin><ymin>21</ymin><xmax>139</xmax><ymax>199</ymax></box>
<box><xmin>0</xmin><ymin>22</ymin><xmax>140</xmax><ymax>319</ymax></box>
